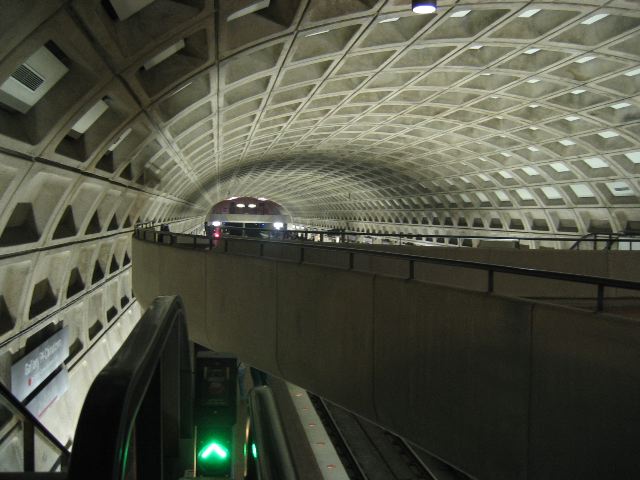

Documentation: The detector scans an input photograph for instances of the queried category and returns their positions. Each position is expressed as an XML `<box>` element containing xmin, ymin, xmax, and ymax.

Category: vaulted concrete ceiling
<box><xmin>0</xmin><ymin>0</ymin><xmax>638</xmax><ymax>444</ymax></box>
<box><xmin>1</xmin><ymin>0</ymin><xmax>640</xmax><ymax>239</ymax></box>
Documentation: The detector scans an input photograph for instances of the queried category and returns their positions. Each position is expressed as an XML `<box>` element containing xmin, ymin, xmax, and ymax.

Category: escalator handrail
<box><xmin>249</xmin><ymin>386</ymin><xmax>297</xmax><ymax>480</ymax></box>
<box><xmin>0</xmin><ymin>381</ymin><xmax>71</xmax><ymax>465</ymax></box>
<box><xmin>67</xmin><ymin>296</ymin><xmax>186</xmax><ymax>480</ymax></box>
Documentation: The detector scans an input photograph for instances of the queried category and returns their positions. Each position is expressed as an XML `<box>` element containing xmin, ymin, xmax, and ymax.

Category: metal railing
<box><xmin>0</xmin><ymin>382</ymin><xmax>70</xmax><ymax>474</ymax></box>
<box><xmin>570</xmin><ymin>231</ymin><xmax>640</xmax><ymax>250</ymax></box>
<box><xmin>135</xmin><ymin>228</ymin><xmax>640</xmax><ymax>312</ymax></box>
<box><xmin>187</xmin><ymin>225</ymin><xmax>640</xmax><ymax>249</ymax></box>
<box><xmin>68</xmin><ymin>296</ymin><xmax>193</xmax><ymax>480</ymax></box>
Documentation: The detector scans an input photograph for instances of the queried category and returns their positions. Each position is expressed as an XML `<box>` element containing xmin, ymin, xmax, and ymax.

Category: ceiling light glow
<box><xmin>611</xmin><ymin>102</ymin><xmax>631</xmax><ymax>110</ymax></box>
<box><xmin>524</xmin><ymin>48</ymin><xmax>540</xmax><ymax>55</ymax></box>
<box><xmin>574</xmin><ymin>55</ymin><xmax>596</xmax><ymax>64</ymax></box>
<box><xmin>379</xmin><ymin>17</ymin><xmax>400</xmax><ymax>23</ymax></box>
<box><xmin>581</xmin><ymin>13</ymin><xmax>609</xmax><ymax>25</ymax></box>
<box><xmin>412</xmin><ymin>1</ymin><xmax>437</xmax><ymax>14</ymax></box>
<box><xmin>451</xmin><ymin>9</ymin><xmax>470</xmax><ymax>18</ymax></box>
<box><xmin>306</xmin><ymin>29</ymin><xmax>330</xmax><ymax>37</ymax></box>
<box><xmin>519</xmin><ymin>8</ymin><xmax>541</xmax><ymax>18</ymax></box>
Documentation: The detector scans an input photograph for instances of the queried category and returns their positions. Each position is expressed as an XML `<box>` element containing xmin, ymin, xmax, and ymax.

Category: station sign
<box><xmin>26</xmin><ymin>368</ymin><xmax>69</xmax><ymax>419</ymax></box>
<box><xmin>11</xmin><ymin>327</ymin><xmax>69</xmax><ymax>401</ymax></box>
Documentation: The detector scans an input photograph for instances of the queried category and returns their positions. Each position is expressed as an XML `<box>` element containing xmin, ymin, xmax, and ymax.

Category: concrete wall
<box><xmin>133</xmin><ymin>238</ymin><xmax>640</xmax><ymax>480</ymax></box>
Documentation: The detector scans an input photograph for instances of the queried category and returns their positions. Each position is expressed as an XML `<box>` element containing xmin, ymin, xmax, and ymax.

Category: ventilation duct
<box><xmin>69</xmin><ymin>98</ymin><xmax>109</xmax><ymax>138</ymax></box>
<box><xmin>109</xmin><ymin>0</ymin><xmax>155</xmax><ymax>21</ymax></box>
<box><xmin>0</xmin><ymin>46</ymin><xmax>68</xmax><ymax>114</ymax></box>
<box><xmin>143</xmin><ymin>39</ymin><xmax>186</xmax><ymax>70</ymax></box>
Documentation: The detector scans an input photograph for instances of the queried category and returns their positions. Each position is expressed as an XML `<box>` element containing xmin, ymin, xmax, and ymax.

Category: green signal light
<box><xmin>199</xmin><ymin>441</ymin><xmax>229</xmax><ymax>461</ymax></box>
<box><xmin>251</xmin><ymin>443</ymin><xmax>258</xmax><ymax>459</ymax></box>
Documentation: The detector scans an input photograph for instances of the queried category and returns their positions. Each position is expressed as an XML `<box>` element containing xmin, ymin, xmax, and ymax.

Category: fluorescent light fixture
<box><xmin>228</xmin><ymin>196</ymin><xmax>238</xmax><ymax>200</ymax></box>
<box><xmin>248</xmin><ymin>203</ymin><xmax>256</xmax><ymax>208</ymax></box>
<box><xmin>550</xmin><ymin>162</ymin><xmax>570</xmax><ymax>172</ymax></box>
<box><xmin>451</xmin><ymin>9</ymin><xmax>470</xmax><ymax>18</ymax></box>
<box><xmin>522</xmin><ymin>166</ymin><xmax>539</xmax><ymax>175</ymax></box>
<box><xmin>598</xmin><ymin>130</ymin><xmax>619</xmax><ymax>138</ymax></box>
<box><xmin>625</xmin><ymin>67</ymin><xmax>640</xmax><ymax>77</ymax></box>
<box><xmin>529</xmin><ymin>127</ymin><xmax>539</xmax><ymax>130</ymax></box>
<box><xmin>584</xmin><ymin>157</ymin><xmax>608</xmax><ymax>168</ymax></box>
<box><xmin>498</xmin><ymin>170</ymin><xmax>513</xmax><ymax>178</ymax></box>
<box><xmin>574</xmin><ymin>55</ymin><xmax>596</xmax><ymax>64</ymax></box>
<box><xmin>236</xmin><ymin>203</ymin><xmax>246</xmax><ymax>208</ymax></box>
<box><xmin>624</xmin><ymin>151</ymin><xmax>640</xmax><ymax>164</ymax></box>
<box><xmin>610</xmin><ymin>102</ymin><xmax>631</xmax><ymax>110</ymax></box>
<box><xmin>542</xmin><ymin>186</ymin><xmax>562</xmax><ymax>199</ymax></box>
<box><xmin>516</xmin><ymin>188</ymin><xmax>534</xmax><ymax>201</ymax></box>
<box><xmin>519</xmin><ymin>8</ymin><xmax>541</xmax><ymax>18</ymax></box>
<box><xmin>212</xmin><ymin>221</ymin><xmax>221</xmax><ymax>227</ymax></box>
<box><xmin>571</xmin><ymin>89</ymin><xmax>586</xmax><ymax>95</ymax></box>
<box><xmin>227</xmin><ymin>0</ymin><xmax>270</xmax><ymax>21</ymax></box>
<box><xmin>495</xmin><ymin>190</ymin><xmax>509</xmax><ymax>202</ymax></box>
<box><xmin>143</xmin><ymin>39</ymin><xmax>185</xmax><ymax>70</ymax></box>
<box><xmin>529</xmin><ymin>104</ymin><xmax>540</xmax><ymax>108</ymax></box>
<box><xmin>168</xmin><ymin>82</ymin><xmax>192</xmax><ymax>97</ymax></box>
<box><xmin>379</xmin><ymin>17</ymin><xmax>400</xmax><ymax>23</ymax></box>
<box><xmin>581</xmin><ymin>13</ymin><xmax>609</xmax><ymax>25</ymax></box>
<box><xmin>273</xmin><ymin>222</ymin><xmax>284</xmax><ymax>229</ymax></box>
<box><xmin>565</xmin><ymin>115</ymin><xmax>580</xmax><ymax>122</ymax></box>
<box><xmin>527</xmin><ymin>78</ymin><xmax>540</xmax><ymax>83</ymax></box>
<box><xmin>500</xmin><ymin>152</ymin><xmax>512</xmax><ymax>157</ymax></box>
<box><xmin>305</xmin><ymin>29</ymin><xmax>330</xmax><ymax>37</ymax></box>
<box><xmin>469</xmin><ymin>44</ymin><xmax>483</xmax><ymax>50</ymax></box>
<box><xmin>412</xmin><ymin>1</ymin><xmax>437</xmax><ymax>14</ymax></box>
<box><xmin>478</xmin><ymin>173</ymin><xmax>490</xmax><ymax>181</ymax></box>
<box><xmin>108</xmin><ymin>128</ymin><xmax>132</xmax><ymax>152</ymax></box>
<box><xmin>607</xmin><ymin>181</ymin><xmax>633</xmax><ymax>196</ymax></box>
<box><xmin>570</xmin><ymin>184</ymin><xmax>594</xmax><ymax>198</ymax></box>
<box><xmin>258</xmin><ymin>197</ymin><xmax>267</xmax><ymax>201</ymax></box>
<box><xmin>480</xmin><ymin>73</ymin><xmax>492</xmax><ymax>76</ymax></box>
<box><xmin>524</xmin><ymin>48</ymin><xmax>540</xmax><ymax>55</ymax></box>
<box><xmin>559</xmin><ymin>139</ymin><xmax>576</xmax><ymax>146</ymax></box>
<box><xmin>71</xmin><ymin>98</ymin><xmax>109</xmax><ymax>136</ymax></box>
<box><xmin>528</xmin><ymin>146</ymin><xmax>540</xmax><ymax>152</ymax></box>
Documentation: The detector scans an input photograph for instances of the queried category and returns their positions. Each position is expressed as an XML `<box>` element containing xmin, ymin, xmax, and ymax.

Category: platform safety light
<box><xmin>252</xmin><ymin>443</ymin><xmax>258</xmax><ymax>459</ymax></box>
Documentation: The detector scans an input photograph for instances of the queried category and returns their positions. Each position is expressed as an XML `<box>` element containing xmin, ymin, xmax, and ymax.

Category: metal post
<box><xmin>23</xmin><ymin>421</ymin><xmax>34</xmax><ymax>472</ymax></box>
<box><xmin>597</xmin><ymin>284</ymin><xmax>604</xmax><ymax>312</ymax></box>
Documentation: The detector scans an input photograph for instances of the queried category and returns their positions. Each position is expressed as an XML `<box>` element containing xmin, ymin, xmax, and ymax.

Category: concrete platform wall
<box><xmin>133</xmin><ymin>239</ymin><xmax>640</xmax><ymax>480</ymax></box>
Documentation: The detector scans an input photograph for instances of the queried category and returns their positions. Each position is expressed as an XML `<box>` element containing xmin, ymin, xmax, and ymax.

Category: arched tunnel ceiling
<box><xmin>1</xmin><ymin>0</ymin><xmax>640</xmax><ymax>235</ymax></box>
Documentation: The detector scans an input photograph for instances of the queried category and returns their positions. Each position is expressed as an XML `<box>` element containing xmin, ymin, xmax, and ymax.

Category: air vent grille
<box><xmin>11</xmin><ymin>64</ymin><xmax>44</xmax><ymax>92</ymax></box>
